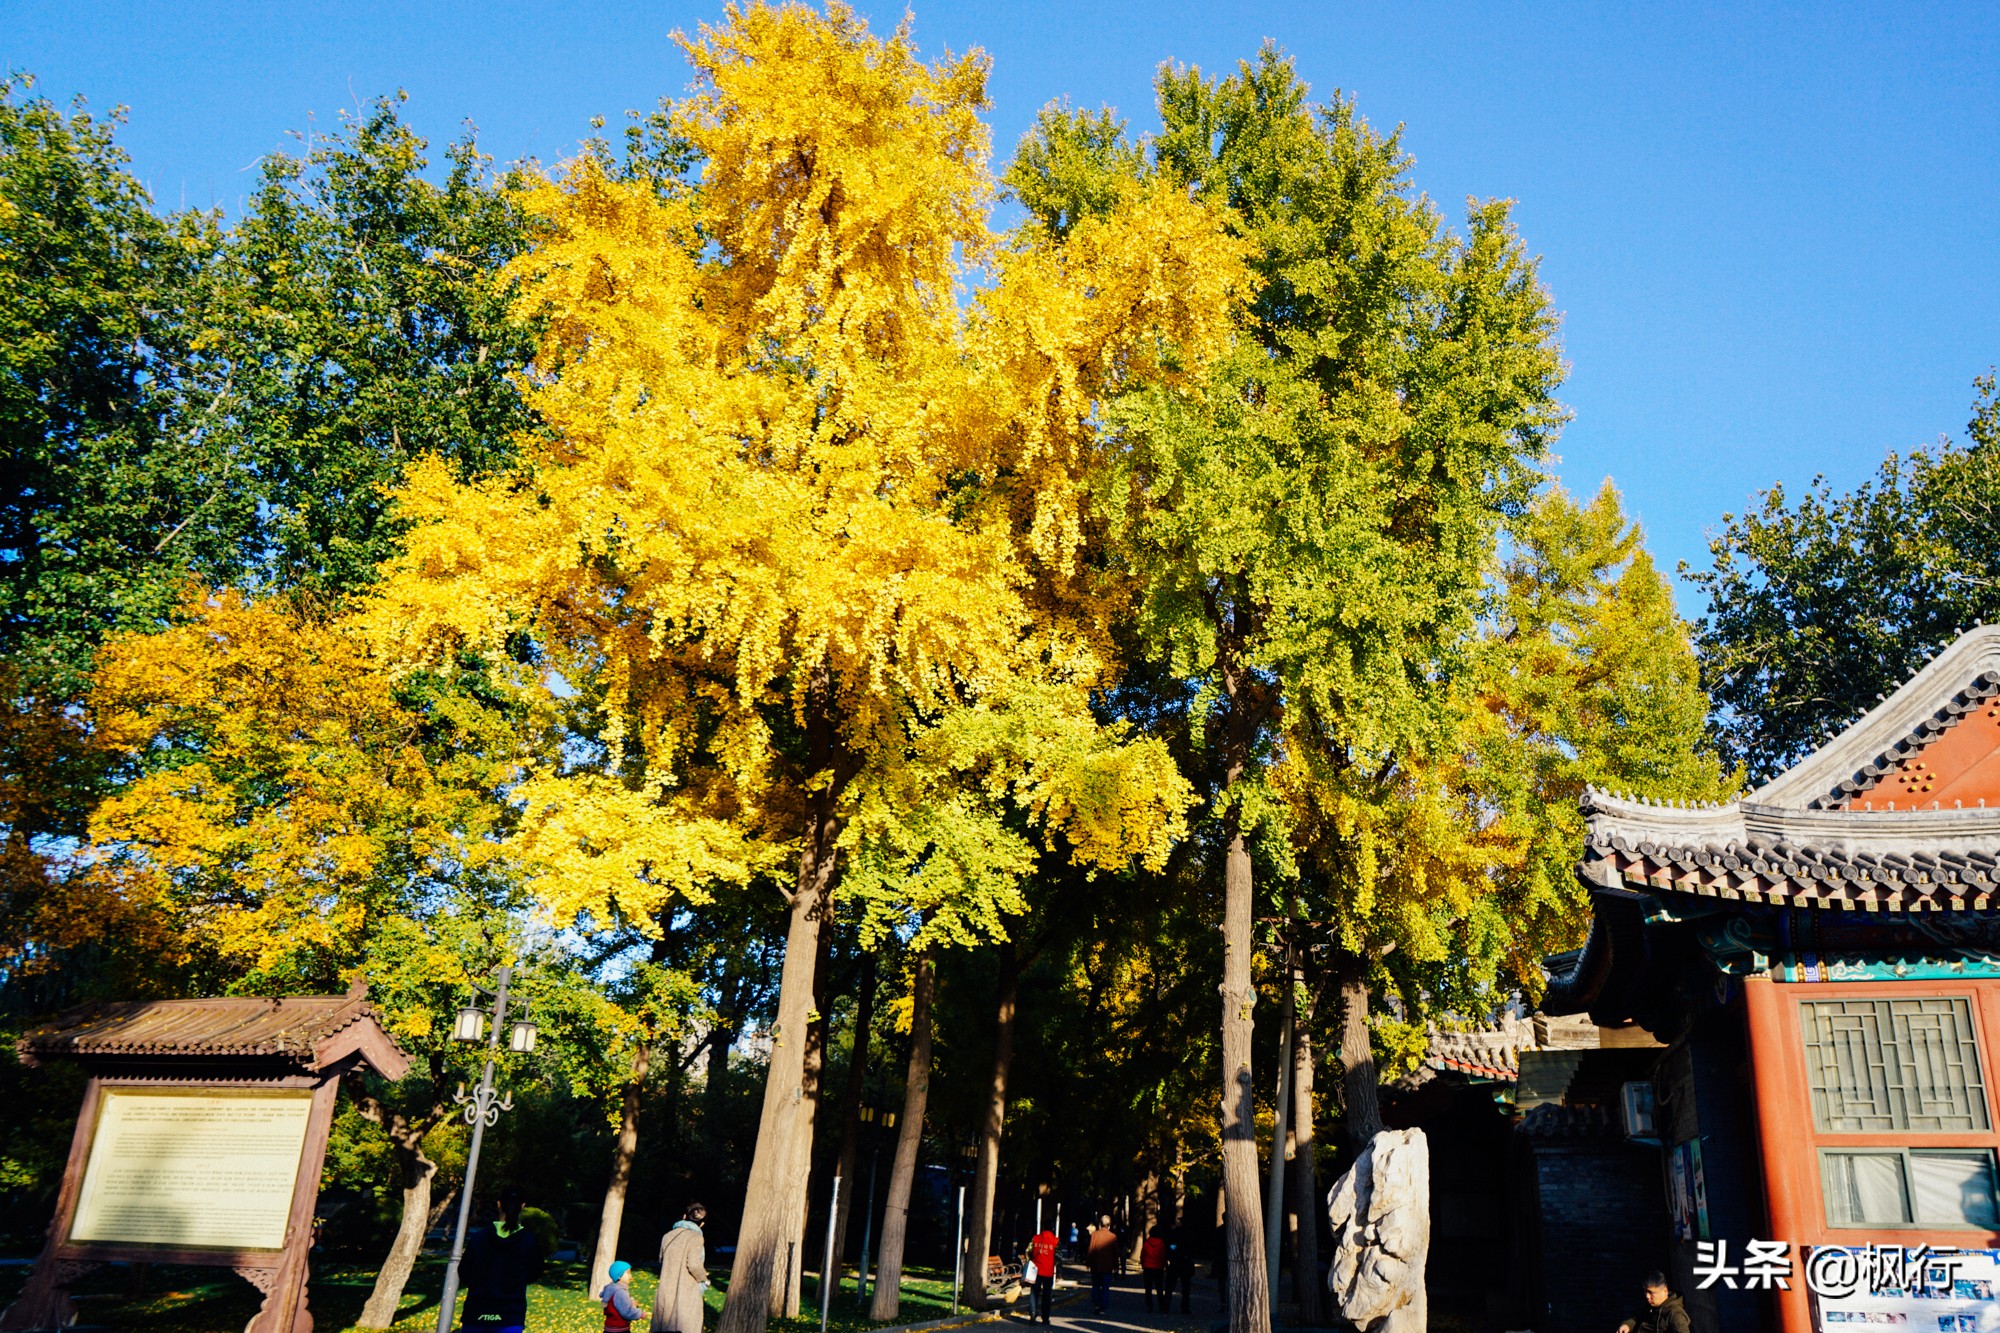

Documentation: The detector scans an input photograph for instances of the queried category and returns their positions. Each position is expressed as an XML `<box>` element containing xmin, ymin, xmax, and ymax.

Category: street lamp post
<box><xmin>952</xmin><ymin>1141</ymin><xmax>975</xmax><ymax>1315</ymax></box>
<box><xmin>856</xmin><ymin>1104</ymin><xmax>894</xmax><ymax>1302</ymax></box>
<box><xmin>434</xmin><ymin>965</ymin><xmax>539</xmax><ymax>1333</ymax></box>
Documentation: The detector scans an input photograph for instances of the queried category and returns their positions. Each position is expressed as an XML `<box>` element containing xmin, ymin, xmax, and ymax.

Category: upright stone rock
<box><xmin>1326</xmin><ymin>1128</ymin><xmax>1430</xmax><ymax>1333</ymax></box>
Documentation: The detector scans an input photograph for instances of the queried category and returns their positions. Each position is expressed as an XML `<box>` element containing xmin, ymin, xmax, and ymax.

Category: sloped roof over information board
<box><xmin>17</xmin><ymin>981</ymin><xmax>408</xmax><ymax>1078</ymax></box>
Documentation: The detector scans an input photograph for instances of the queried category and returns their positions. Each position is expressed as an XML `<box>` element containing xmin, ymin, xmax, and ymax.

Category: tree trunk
<box><xmin>1172</xmin><ymin>1139</ymin><xmax>1188</xmax><ymax>1227</ymax></box>
<box><xmin>1335</xmin><ymin>956</ymin><xmax>1382</xmax><ymax>1156</ymax></box>
<box><xmin>705</xmin><ymin>1025</ymin><xmax>732</xmax><ymax>1125</ymax></box>
<box><xmin>1127</xmin><ymin>1165</ymin><xmax>1160</xmax><ymax>1266</ymax></box>
<box><xmin>591</xmin><ymin>1040</ymin><xmax>652</xmax><ymax>1297</ymax></box>
<box><xmin>1210</xmin><ymin>603</ymin><xmax>1274</xmax><ymax>1333</ymax></box>
<box><xmin>1289</xmin><ymin>1007</ymin><xmax>1324</xmax><ymax>1321</ymax></box>
<box><xmin>1263</xmin><ymin>932</ymin><xmax>1294</xmax><ymax>1308</ymax></box>
<box><xmin>1217</xmin><ymin>644</ymin><xmax>1271</xmax><ymax>1333</ymax></box>
<box><xmin>1220</xmin><ymin>819</ymin><xmax>1269</xmax><ymax>1333</ymax></box>
<box><xmin>964</xmin><ymin>940</ymin><xmax>1018</xmax><ymax>1309</ymax></box>
<box><xmin>832</xmin><ymin>952</ymin><xmax>876</xmax><ymax>1268</ymax></box>
<box><xmin>719</xmin><ymin>701</ymin><xmax>844</xmax><ymax>1333</ymax></box>
<box><xmin>867</xmin><ymin>952</ymin><xmax>935</xmax><ymax>1321</ymax></box>
<box><xmin>771</xmin><ymin>913</ymin><xmax>836</xmax><ymax>1316</ymax></box>
<box><xmin>351</xmin><ymin>1086</ymin><xmax>444</xmax><ymax>1330</ymax></box>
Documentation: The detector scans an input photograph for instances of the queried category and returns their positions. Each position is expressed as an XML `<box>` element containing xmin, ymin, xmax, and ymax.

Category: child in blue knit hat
<box><xmin>601</xmin><ymin>1260</ymin><xmax>643</xmax><ymax>1332</ymax></box>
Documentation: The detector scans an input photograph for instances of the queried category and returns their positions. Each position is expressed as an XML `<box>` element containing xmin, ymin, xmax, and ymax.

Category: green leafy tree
<box><xmin>0</xmin><ymin>84</ymin><xmax>543</xmax><ymax>1002</ymax></box>
<box><xmin>0</xmin><ymin>76</ymin><xmax>235</xmax><ymax>693</ymax></box>
<box><xmin>210</xmin><ymin>94</ymin><xmax>544</xmax><ymax>596</ymax></box>
<box><xmin>1010</xmin><ymin>48</ymin><xmax>1567</xmax><ymax>1333</ymax></box>
<box><xmin>1689</xmin><ymin>374</ymin><xmax>2000</xmax><ymax>778</ymax></box>
<box><xmin>1</xmin><ymin>83</ymin><xmax>537</xmax><ymax>687</ymax></box>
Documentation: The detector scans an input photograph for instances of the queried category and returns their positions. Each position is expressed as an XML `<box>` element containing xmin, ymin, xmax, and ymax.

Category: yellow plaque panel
<box><xmin>68</xmin><ymin>1089</ymin><xmax>313</xmax><ymax>1250</ymax></box>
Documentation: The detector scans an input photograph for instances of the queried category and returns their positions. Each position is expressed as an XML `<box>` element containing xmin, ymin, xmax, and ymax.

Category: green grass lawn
<box><xmin>0</xmin><ymin>1255</ymin><xmax>979</xmax><ymax>1333</ymax></box>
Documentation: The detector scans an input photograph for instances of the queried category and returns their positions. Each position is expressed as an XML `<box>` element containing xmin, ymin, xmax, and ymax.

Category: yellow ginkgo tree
<box><xmin>82</xmin><ymin>590</ymin><xmax>564</xmax><ymax>1329</ymax></box>
<box><xmin>363</xmin><ymin>5</ymin><xmax>1245</xmax><ymax>1329</ymax></box>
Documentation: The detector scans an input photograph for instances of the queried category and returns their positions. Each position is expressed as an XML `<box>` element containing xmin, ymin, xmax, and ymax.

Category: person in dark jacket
<box><xmin>459</xmin><ymin>1186</ymin><xmax>545</xmax><ymax>1333</ymax></box>
<box><xmin>1163</xmin><ymin>1224</ymin><xmax>1193</xmax><ymax>1314</ymax></box>
<box><xmin>1615</xmin><ymin>1271</ymin><xmax>1691</xmax><ymax>1333</ymax></box>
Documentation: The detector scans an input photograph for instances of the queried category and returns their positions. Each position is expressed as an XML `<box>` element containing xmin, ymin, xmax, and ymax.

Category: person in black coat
<box><xmin>1164</xmin><ymin>1223</ymin><xmax>1194</xmax><ymax>1314</ymax></box>
<box><xmin>459</xmin><ymin>1186</ymin><xmax>545</xmax><ymax>1333</ymax></box>
<box><xmin>1615</xmin><ymin>1272</ymin><xmax>1692</xmax><ymax>1333</ymax></box>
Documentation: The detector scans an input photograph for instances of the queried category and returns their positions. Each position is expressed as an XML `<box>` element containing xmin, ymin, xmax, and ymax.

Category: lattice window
<box><xmin>1800</xmin><ymin>997</ymin><xmax>1990</xmax><ymax>1133</ymax></box>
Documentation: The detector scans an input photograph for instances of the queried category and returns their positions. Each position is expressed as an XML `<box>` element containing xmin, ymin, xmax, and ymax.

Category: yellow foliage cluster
<box><xmin>1273</xmin><ymin>482</ymin><xmax>1735</xmax><ymax>1006</ymax></box>
<box><xmin>85</xmin><ymin>592</ymin><xmax>519</xmax><ymax>979</ymax></box>
<box><xmin>367</xmin><ymin>1</ymin><xmax>1247</xmax><ymax>937</ymax></box>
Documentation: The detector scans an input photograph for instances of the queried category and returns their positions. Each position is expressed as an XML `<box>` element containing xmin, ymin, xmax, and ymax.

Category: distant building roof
<box><xmin>17</xmin><ymin>982</ymin><xmax>409</xmax><ymax>1079</ymax></box>
<box><xmin>1413</xmin><ymin>1012</ymin><xmax>1601</xmax><ymax>1086</ymax></box>
<box><xmin>1516</xmin><ymin>1101</ymin><xmax>1622</xmax><ymax>1139</ymax></box>
<box><xmin>1578</xmin><ymin>625</ymin><xmax>2000</xmax><ymax>914</ymax></box>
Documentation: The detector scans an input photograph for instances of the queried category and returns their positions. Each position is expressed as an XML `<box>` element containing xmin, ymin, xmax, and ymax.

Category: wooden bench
<box><xmin>986</xmin><ymin>1254</ymin><xmax>1023</xmax><ymax>1290</ymax></box>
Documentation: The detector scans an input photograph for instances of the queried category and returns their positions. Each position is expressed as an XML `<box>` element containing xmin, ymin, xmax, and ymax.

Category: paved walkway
<box><xmin>999</xmin><ymin>1272</ymin><xmax>1229</xmax><ymax>1333</ymax></box>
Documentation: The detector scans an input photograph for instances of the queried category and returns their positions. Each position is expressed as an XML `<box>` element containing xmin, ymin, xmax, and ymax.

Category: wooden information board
<box><xmin>0</xmin><ymin>989</ymin><xmax>408</xmax><ymax>1333</ymax></box>
<box><xmin>69</xmin><ymin>1089</ymin><xmax>316</xmax><ymax>1251</ymax></box>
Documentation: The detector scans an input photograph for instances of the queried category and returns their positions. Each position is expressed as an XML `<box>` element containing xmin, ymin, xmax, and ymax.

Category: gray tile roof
<box><xmin>1582</xmin><ymin>822</ymin><xmax>2000</xmax><ymax>911</ymax></box>
<box><xmin>1577</xmin><ymin>626</ymin><xmax>2000</xmax><ymax>911</ymax></box>
<box><xmin>1405</xmin><ymin>1013</ymin><xmax>1600</xmax><ymax>1086</ymax></box>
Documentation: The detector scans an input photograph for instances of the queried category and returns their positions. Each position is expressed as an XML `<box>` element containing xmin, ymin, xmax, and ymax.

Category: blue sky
<box><xmin>7</xmin><ymin>1</ymin><xmax>1997</xmax><ymax>611</ymax></box>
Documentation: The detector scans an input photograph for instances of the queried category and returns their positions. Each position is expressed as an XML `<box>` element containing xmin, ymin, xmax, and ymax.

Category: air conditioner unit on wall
<box><xmin>1621</xmin><ymin>1080</ymin><xmax>1660</xmax><ymax>1143</ymax></box>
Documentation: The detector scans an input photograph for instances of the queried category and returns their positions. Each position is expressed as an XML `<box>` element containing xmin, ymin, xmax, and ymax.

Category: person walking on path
<box><xmin>1615</xmin><ymin>1271</ymin><xmax>1692</xmax><ymax>1333</ymax></box>
<box><xmin>459</xmin><ymin>1186</ymin><xmax>545</xmax><ymax>1333</ymax></box>
<box><xmin>1164</xmin><ymin>1224</ymin><xmax>1193</xmax><ymax>1315</ymax></box>
<box><xmin>1139</xmin><ymin>1228</ymin><xmax>1167</xmax><ymax>1312</ymax></box>
<box><xmin>651</xmin><ymin>1203</ymin><xmax>711</xmax><ymax>1333</ymax></box>
<box><xmin>1086</xmin><ymin>1216</ymin><xmax>1120</xmax><ymax>1315</ymax></box>
<box><xmin>1028</xmin><ymin>1225</ymin><xmax>1059</xmax><ymax>1325</ymax></box>
<box><xmin>601</xmin><ymin>1260</ymin><xmax>645</xmax><ymax>1332</ymax></box>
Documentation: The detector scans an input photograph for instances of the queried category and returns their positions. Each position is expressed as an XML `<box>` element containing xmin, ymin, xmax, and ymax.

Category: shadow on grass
<box><xmin>0</xmin><ymin>1254</ymin><xmax>974</xmax><ymax>1333</ymax></box>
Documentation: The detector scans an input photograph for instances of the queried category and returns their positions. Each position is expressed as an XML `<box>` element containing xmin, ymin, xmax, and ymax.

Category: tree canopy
<box><xmin>0</xmin><ymin>9</ymin><xmax>1760</xmax><ymax>1333</ymax></box>
<box><xmin>1690</xmin><ymin>374</ymin><xmax>2000</xmax><ymax>778</ymax></box>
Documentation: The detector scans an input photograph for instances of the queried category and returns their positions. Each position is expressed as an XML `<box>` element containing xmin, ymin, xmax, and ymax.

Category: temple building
<box><xmin>1541</xmin><ymin>625</ymin><xmax>2000</xmax><ymax>1332</ymax></box>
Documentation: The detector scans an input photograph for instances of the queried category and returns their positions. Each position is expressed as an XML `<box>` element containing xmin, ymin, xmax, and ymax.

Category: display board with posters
<box><xmin>1669</xmin><ymin>1139</ymin><xmax>1712</xmax><ymax>1242</ymax></box>
<box><xmin>1807</xmin><ymin>1246</ymin><xmax>2000</xmax><ymax>1331</ymax></box>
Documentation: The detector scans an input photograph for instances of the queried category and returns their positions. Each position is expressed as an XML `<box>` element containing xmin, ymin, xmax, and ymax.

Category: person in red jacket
<box><xmin>1140</xmin><ymin>1228</ymin><xmax>1168</xmax><ymax>1312</ymax></box>
<box><xmin>1028</xmin><ymin>1226</ymin><xmax>1059</xmax><ymax>1325</ymax></box>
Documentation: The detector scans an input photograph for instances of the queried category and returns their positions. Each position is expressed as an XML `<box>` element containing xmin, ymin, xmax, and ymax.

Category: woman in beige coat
<box><xmin>651</xmin><ymin>1203</ymin><xmax>710</xmax><ymax>1333</ymax></box>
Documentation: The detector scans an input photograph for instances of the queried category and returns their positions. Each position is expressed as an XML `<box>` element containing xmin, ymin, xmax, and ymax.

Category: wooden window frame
<box><xmin>1816</xmin><ymin>1144</ymin><xmax>2000</xmax><ymax>1230</ymax></box>
<box><xmin>1767</xmin><ymin>980</ymin><xmax>2000</xmax><ymax>1246</ymax></box>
